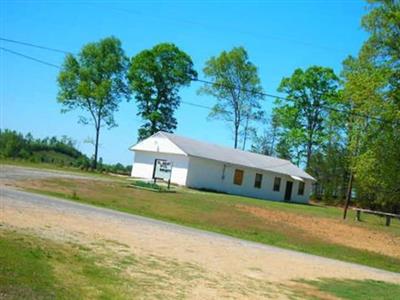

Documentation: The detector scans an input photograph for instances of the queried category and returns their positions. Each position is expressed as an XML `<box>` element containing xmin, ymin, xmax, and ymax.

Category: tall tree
<box><xmin>341</xmin><ymin>0</ymin><xmax>400</xmax><ymax>213</ymax></box>
<box><xmin>308</xmin><ymin>107</ymin><xmax>350</xmax><ymax>203</ymax></box>
<box><xmin>199</xmin><ymin>47</ymin><xmax>263</xmax><ymax>149</ymax></box>
<box><xmin>275</xmin><ymin>137</ymin><xmax>294</xmax><ymax>161</ymax></box>
<box><xmin>250</xmin><ymin>116</ymin><xmax>279</xmax><ymax>156</ymax></box>
<box><xmin>240</xmin><ymin>109</ymin><xmax>264</xmax><ymax>150</ymax></box>
<box><xmin>128</xmin><ymin>43</ymin><xmax>197</xmax><ymax>141</ymax></box>
<box><xmin>57</xmin><ymin>36</ymin><xmax>130</xmax><ymax>169</ymax></box>
<box><xmin>273</xmin><ymin>66</ymin><xmax>340</xmax><ymax>169</ymax></box>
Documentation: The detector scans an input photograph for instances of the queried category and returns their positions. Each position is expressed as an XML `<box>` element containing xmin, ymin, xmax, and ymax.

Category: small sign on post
<box><xmin>152</xmin><ymin>159</ymin><xmax>173</xmax><ymax>189</ymax></box>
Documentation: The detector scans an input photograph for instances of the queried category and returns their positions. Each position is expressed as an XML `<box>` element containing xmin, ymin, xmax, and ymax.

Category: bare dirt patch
<box><xmin>237</xmin><ymin>204</ymin><xmax>400</xmax><ymax>259</ymax></box>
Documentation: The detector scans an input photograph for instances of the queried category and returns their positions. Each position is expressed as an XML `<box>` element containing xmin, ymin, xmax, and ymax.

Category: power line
<box><xmin>0</xmin><ymin>37</ymin><xmax>72</xmax><ymax>55</ymax></box>
<box><xmin>0</xmin><ymin>46</ymin><xmax>211</xmax><ymax>111</ymax></box>
<box><xmin>191</xmin><ymin>78</ymin><xmax>394</xmax><ymax>125</ymax></box>
<box><xmin>181</xmin><ymin>100</ymin><xmax>212</xmax><ymax>110</ymax></box>
<box><xmin>0</xmin><ymin>47</ymin><xmax>61</xmax><ymax>69</ymax></box>
<box><xmin>1</xmin><ymin>43</ymin><xmax>395</xmax><ymax>125</ymax></box>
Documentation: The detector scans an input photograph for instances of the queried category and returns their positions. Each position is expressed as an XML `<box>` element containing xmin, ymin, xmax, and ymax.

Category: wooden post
<box><xmin>167</xmin><ymin>179</ymin><xmax>171</xmax><ymax>190</ymax></box>
<box><xmin>385</xmin><ymin>216</ymin><xmax>391</xmax><ymax>226</ymax></box>
<box><xmin>343</xmin><ymin>171</ymin><xmax>354</xmax><ymax>220</ymax></box>
<box><xmin>356</xmin><ymin>210</ymin><xmax>361</xmax><ymax>221</ymax></box>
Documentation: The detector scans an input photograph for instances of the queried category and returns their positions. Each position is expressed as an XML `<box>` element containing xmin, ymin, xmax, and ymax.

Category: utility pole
<box><xmin>343</xmin><ymin>103</ymin><xmax>363</xmax><ymax>220</ymax></box>
<box><xmin>343</xmin><ymin>103</ymin><xmax>355</xmax><ymax>220</ymax></box>
<box><xmin>343</xmin><ymin>170</ymin><xmax>354</xmax><ymax>219</ymax></box>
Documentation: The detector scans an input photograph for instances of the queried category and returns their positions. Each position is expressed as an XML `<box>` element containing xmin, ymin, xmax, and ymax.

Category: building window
<box><xmin>233</xmin><ymin>169</ymin><xmax>244</xmax><ymax>185</ymax></box>
<box><xmin>273</xmin><ymin>177</ymin><xmax>281</xmax><ymax>191</ymax></box>
<box><xmin>298</xmin><ymin>182</ymin><xmax>305</xmax><ymax>195</ymax></box>
<box><xmin>254</xmin><ymin>173</ymin><xmax>262</xmax><ymax>188</ymax></box>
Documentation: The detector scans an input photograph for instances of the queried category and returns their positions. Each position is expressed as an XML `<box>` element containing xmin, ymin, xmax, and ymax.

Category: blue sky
<box><xmin>1</xmin><ymin>0</ymin><xmax>368</xmax><ymax>165</ymax></box>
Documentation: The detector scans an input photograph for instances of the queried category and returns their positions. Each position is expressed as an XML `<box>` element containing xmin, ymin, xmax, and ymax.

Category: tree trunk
<box><xmin>242</xmin><ymin>115</ymin><xmax>250</xmax><ymax>150</ymax></box>
<box><xmin>306</xmin><ymin>140</ymin><xmax>312</xmax><ymax>170</ymax></box>
<box><xmin>234</xmin><ymin>125</ymin><xmax>239</xmax><ymax>149</ymax></box>
<box><xmin>343</xmin><ymin>170</ymin><xmax>354</xmax><ymax>220</ymax></box>
<box><xmin>270</xmin><ymin>126</ymin><xmax>277</xmax><ymax>156</ymax></box>
<box><xmin>151</xmin><ymin>119</ymin><xmax>157</xmax><ymax>136</ymax></box>
<box><xmin>93</xmin><ymin>125</ymin><xmax>100</xmax><ymax>169</ymax></box>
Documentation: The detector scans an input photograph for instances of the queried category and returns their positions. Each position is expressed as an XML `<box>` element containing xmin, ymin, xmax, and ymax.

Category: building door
<box><xmin>284</xmin><ymin>181</ymin><xmax>293</xmax><ymax>202</ymax></box>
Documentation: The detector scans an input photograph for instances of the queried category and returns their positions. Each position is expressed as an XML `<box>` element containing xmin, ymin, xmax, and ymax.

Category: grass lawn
<box><xmin>0</xmin><ymin>228</ymin><xmax>133</xmax><ymax>299</ymax></box>
<box><xmin>298</xmin><ymin>278</ymin><xmax>400</xmax><ymax>300</ymax></box>
<box><xmin>13</xmin><ymin>172</ymin><xmax>400</xmax><ymax>273</ymax></box>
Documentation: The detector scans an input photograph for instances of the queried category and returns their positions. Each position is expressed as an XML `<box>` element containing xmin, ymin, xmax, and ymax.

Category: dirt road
<box><xmin>1</xmin><ymin>165</ymin><xmax>399</xmax><ymax>298</ymax></box>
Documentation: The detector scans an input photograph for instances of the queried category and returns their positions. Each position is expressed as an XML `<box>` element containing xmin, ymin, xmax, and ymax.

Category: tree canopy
<box><xmin>128</xmin><ymin>43</ymin><xmax>197</xmax><ymax>141</ymax></box>
<box><xmin>57</xmin><ymin>36</ymin><xmax>130</xmax><ymax>169</ymax></box>
<box><xmin>273</xmin><ymin>66</ymin><xmax>341</xmax><ymax>169</ymax></box>
<box><xmin>199</xmin><ymin>47</ymin><xmax>264</xmax><ymax>149</ymax></box>
<box><xmin>341</xmin><ymin>0</ymin><xmax>400</xmax><ymax>212</ymax></box>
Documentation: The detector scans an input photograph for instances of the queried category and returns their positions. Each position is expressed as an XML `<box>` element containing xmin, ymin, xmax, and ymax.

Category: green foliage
<box><xmin>57</xmin><ymin>36</ymin><xmax>130</xmax><ymax>168</ymax></box>
<box><xmin>130</xmin><ymin>180</ymin><xmax>171</xmax><ymax>192</ymax></box>
<box><xmin>0</xmin><ymin>129</ymin><xmax>88</xmax><ymax>167</ymax></box>
<box><xmin>362</xmin><ymin>0</ymin><xmax>400</xmax><ymax>99</ymax></box>
<box><xmin>128</xmin><ymin>43</ymin><xmax>197</xmax><ymax>141</ymax></box>
<box><xmin>341</xmin><ymin>0</ymin><xmax>400</xmax><ymax>213</ymax></box>
<box><xmin>270</xmin><ymin>67</ymin><xmax>350</xmax><ymax>203</ymax></box>
<box><xmin>308</xmin><ymin>100</ymin><xmax>350</xmax><ymax>203</ymax></box>
<box><xmin>199</xmin><ymin>46</ymin><xmax>264</xmax><ymax>149</ymax></box>
<box><xmin>0</xmin><ymin>129</ymin><xmax>131</xmax><ymax>174</ymax></box>
<box><xmin>273</xmin><ymin>66</ymin><xmax>341</xmax><ymax>169</ymax></box>
<box><xmin>275</xmin><ymin>138</ymin><xmax>292</xmax><ymax>161</ymax></box>
<box><xmin>0</xmin><ymin>129</ymin><xmax>29</xmax><ymax>159</ymax></box>
<box><xmin>309</xmin><ymin>145</ymin><xmax>349</xmax><ymax>203</ymax></box>
<box><xmin>101</xmin><ymin>162</ymin><xmax>131</xmax><ymax>175</ymax></box>
<box><xmin>250</xmin><ymin>116</ymin><xmax>279</xmax><ymax>156</ymax></box>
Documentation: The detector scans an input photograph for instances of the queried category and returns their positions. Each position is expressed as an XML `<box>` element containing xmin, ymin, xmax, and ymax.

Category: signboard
<box><xmin>153</xmin><ymin>159</ymin><xmax>172</xmax><ymax>181</ymax></box>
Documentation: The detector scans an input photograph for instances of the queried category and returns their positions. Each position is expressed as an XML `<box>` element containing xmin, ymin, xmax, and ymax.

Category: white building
<box><xmin>130</xmin><ymin>131</ymin><xmax>316</xmax><ymax>203</ymax></box>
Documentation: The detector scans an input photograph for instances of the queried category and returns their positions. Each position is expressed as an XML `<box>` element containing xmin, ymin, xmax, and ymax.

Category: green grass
<box><xmin>130</xmin><ymin>180</ymin><xmax>175</xmax><ymax>192</ymax></box>
<box><xmin>18</xmin><ymin>175</ymin><xmax>400</xmax><ymax>273</ymax></box>
<box><xmin>299</xmin><ymin>278</ymin><xmax>400</xmax><ymax>300</ymax></box>
<box><xmin>0</xmin><ymin>230</ymin><xmax>62</xmax><ymax>299</ymax></box>
<box><xmin>0</xmin><ymin>228</ymin><xmax>133</xmax><ymax>299</ymax></box>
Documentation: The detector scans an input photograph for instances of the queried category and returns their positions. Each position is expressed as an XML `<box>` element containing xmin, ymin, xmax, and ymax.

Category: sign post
<box><xmin>152</xmin><ymin>159</ymin><xmax>173</xmax><ymax>189</ymax></box>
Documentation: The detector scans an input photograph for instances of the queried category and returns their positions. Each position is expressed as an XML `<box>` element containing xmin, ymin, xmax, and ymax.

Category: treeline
<box><xmin>248</xmin><ymin>1</ymin><xmax>400</xmax><ymax>214</ymax></box>
<box><xmin>0</xmin><ymin>129</ymin><xmax>131</xmax><ymax>175</ymax></box>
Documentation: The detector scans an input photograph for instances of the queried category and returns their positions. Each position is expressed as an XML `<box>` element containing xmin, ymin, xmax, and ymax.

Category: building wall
<box><xmin>186</xmin><ymin>156</ymin><xmax>311</xmax><ymax>203</ymax></box>
<box><xmin>131</xmin><ymin>134</ymin><xmax>186</xmax><ymax>155</ymax></box>
<box><xmin>131</xmin><ymin>150</ymin><xmax>189</xmax><ymax>186</ymax></box>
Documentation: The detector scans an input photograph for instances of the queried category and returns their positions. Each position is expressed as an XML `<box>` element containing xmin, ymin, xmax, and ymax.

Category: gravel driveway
<box><xmin>1</xmin><ymin>165</ymin><xmax>400</xmax><ymax>298</ymax></box>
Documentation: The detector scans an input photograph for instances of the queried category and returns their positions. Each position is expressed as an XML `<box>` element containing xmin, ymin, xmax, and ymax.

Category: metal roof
<box><xmin>157</xmin><ymin>131</ymin><xmax>316</xmax><ymax>181</ymax></box>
